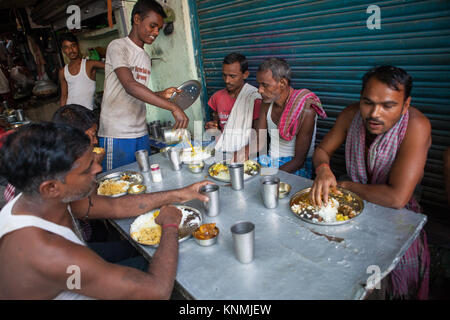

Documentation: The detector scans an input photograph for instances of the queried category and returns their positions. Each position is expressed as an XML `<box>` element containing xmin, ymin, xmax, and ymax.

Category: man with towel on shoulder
<box><xmin>255</xmin><ymin>58</ymin><xmax>326</xmax><ymax>178</ymax></box>
<box><xmin>311</xmin><ymin>65</ymin><xmax>431</xmax><ymax>299</ymax></box>
<box><xmin>205</xmin><ymin>53</ymin><xmax>262</xmax><ymax>162</ymax></box>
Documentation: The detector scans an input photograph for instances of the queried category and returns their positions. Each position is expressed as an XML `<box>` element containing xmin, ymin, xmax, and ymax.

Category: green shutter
<box><xmin>192</xmin><ymin>0</ymin><xmax>450</xmax><ymax>220</ymax></box>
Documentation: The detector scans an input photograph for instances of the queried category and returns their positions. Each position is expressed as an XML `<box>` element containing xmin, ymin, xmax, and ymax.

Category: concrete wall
<box><xmin>121</xmin><ymin>0</ymin><xmax>204</xmax><ymax>132</ymax></box>
<box><xmin>76</xmin><ymin>26</ymin><xmax>120</xmax><ymax>93</ymax></box>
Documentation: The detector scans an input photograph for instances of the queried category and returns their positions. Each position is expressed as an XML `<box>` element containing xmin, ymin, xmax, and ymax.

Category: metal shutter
<box><xmin>191</xmin><ymin>0</ymin><xmax>450</xmax><ymax>221</ymax></box>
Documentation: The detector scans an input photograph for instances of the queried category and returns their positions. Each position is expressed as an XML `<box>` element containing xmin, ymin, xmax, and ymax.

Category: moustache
<box><xmin>365</xmin><ymin>117</ymin><xmax>384</xmax><ymax>125</ymax></box>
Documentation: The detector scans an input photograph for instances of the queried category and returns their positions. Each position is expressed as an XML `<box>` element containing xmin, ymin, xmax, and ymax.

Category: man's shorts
<box><xmin>99</xmin><ymin>135</ymin><xmax>150</xmax><ymax>171</ymax></box>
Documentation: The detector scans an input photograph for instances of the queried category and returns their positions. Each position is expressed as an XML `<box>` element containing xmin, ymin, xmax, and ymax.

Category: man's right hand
<box><xmin>310</xmin><ymin>164</ymin><xmax>337</xmax><ymax>207</ymax></box>
<box><xmin>155</xmin><ymin>205</ymin><xmax>182</xmax><ymax>227</ymax></box>
<box><xmin>172</xmin><ymin>106</ymin><xmax>189</xmax><ymax>129</ymax></box>
<box><xmin>178</xmin><ymin>180</ymin><xmax>214</xmax><ymax>203</ymax></box>
<box><xmin>205</xmin><ymin>121</ymin><xmax>219</xmax><ymax>130</ymax></box>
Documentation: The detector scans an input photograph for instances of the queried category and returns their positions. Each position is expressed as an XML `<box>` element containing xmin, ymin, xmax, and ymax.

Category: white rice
<box><xmin>131</xmin><ymin>207</ymin><xmax>200</xmax><ymax>233</ymax></box>
<box><xmin>316</xmin><ymin>198</ymin><xmax>339</xmax><ymax>222</ymax></box>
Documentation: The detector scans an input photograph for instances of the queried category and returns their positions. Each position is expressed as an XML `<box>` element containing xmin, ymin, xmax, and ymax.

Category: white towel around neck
<box><xmin>214</xmin><ymin>83</ymin><xmax>261</xmax><ymax>153</ymax></box>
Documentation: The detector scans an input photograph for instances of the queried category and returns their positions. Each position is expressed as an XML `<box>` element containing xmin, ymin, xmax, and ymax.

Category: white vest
<box><xmin>267</xmin><ymin>103</ymin><xmax>316</xmax><ymax>158</ymax></box>
<box><xmin>64</xmin><ymin>59</ymin><xmax>96</xmax><ymax>110</ymax></box>
<box><xmin>0</xmin><ymin>194</ymin><xmax>94</xmax><ymax>300</ymax></box>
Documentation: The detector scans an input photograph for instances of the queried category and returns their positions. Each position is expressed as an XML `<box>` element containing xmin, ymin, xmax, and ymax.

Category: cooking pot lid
<box><xmin>170</xmin><ymin>80</ymin><xmax>201</xmax><ymax>110</ymax></box>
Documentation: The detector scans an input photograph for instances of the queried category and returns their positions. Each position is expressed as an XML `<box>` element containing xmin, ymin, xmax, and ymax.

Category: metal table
<box><xmin>104</xmin><ymin>153</ymin><xmax>427</xmax><ymax>300</ymax></box>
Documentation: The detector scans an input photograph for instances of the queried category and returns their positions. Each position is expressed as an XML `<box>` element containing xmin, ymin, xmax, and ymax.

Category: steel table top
<box><xmin>103</xmin><ymin>153</ymin><xmax>427</xmax><ymax>300</ymax></box>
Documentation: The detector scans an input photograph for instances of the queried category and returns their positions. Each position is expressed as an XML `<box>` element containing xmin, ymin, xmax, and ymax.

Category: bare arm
<box><xmin>114</xmin><ymin>67</ymin><xmax>188</xmax><ymax>129</ymax></box>
<box><xmin>91</xmin><ymin>60</ymin><xmax>105</xmax><ymax>70</ymax></box>
<box><xmin>58</xmin><ymin>68</ymin><xmax>68</xmax><ymax>106</ymax></box>
<box><xmin>339</xmin><ymin>108</ymin><xmax>431</xmax><ymax>209</ymax></box>
<box><xmin>86</xmin><ymin>60</ymin><xmax>105</xmax><ymax>81</ymax></box>
<box><xmin>279</xmin><ymin>106</ymin><xmax>316</xmax><ymax>173</ymax></box>
<box><xmin>34</xmin><ymin>205</ymin><xmax>182</xmax><ymax>299</ymax></box>
<box><xmin>69</xmin><ymin>180</ymin><xmax>213</xmax><ymax>220</ymax></box>
<box><xmin>310</xmin><ymin>104</ymin><xmax>358</xmax><ymax>206</ymax></box>
<box><xmin>255</xmin><ymin>102</ymin><xmax>270</xmax><ymax>154</ymax></box>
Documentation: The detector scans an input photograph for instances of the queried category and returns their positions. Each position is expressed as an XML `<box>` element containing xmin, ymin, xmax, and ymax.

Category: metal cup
<box><xmin>260</xmin><ymin>176</ymin><xmax>280</xmax><ymax>209</ymax></box>
<box><xmin>200</xmin><ymin>184</ymin><xmax>220</xmax><ymax>216</ymax></box>
<box><xmin>231</xmin><ymin>221</ymin><xmax>255</xmax><ymax>264</ymax></box>
<box><xmin>141</xmin><ymin>171</ymin><xmax>152</xmax><ymax>191</ymax></box>
<box><xmin>149</xmin><ymin>124</ymin><xmax>160</xmax><ymax>139</ymax></box>
<box><xmin>15</xmin><ymin>109</ymin><xmax>24</xmax><ymax>122</ymax></box>
<box><xmin>135</xmin><ymin>149</ymin><xmax>150</xmax><ymax>172</ymax></box>
<box><xmin>228</xmin><ymin>163</ymin><xmax>244</xmax><ymax>190</ymax></box>
<box><xmin>168</xmin><ymin>147</ymin><xmax>182</xmax><ymax>171</ymax></box>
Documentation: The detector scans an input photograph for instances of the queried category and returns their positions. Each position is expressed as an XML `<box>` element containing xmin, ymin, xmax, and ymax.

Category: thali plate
<box><xmin>170</xmin><ymin>80</ymin><xmax>201</xmax><ymax>110</ymax></box>
<box><xmin>207</xmin><ymin>160</ymin><xmax>261</xmax><ymax>183</ymax></box>
<box><xmin>129</xmin><ymin>205</ymin><xmax>202</xmax><ymax>246</ymax></box>
<box><xmin>97</xmin><ymin>171</ymin><xmax>144</xmax><ymax>197</ymax></box>
<box><xmin>289</xmin><ymin>187</ymin><xmax>364</xmax><ymax>226</ymax></box>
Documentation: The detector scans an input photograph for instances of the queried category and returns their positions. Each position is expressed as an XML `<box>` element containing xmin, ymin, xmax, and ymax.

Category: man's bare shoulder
<box><xmin>86</xmin><ymin>59</ymin><xmax>105</xmax><ymax>69</ymax></box>
<box><xmin>333</xmin><ymin>102</ymin><xmax>360</xmax><ymax>130</ymax></box>
<box><xmin>404</xmin><ymin>107</ymin><xmax>431</xmax><ymax>141</ymax></box>
<box><xmin>342</xmin><ymin>103</ymin><xmax>360</xmax><ymax>117</ymax></box>
<box><xmin>7</xmin><ymin>227</ymin><xmax>92</xmax><ymax>278</ymax></box>
<box><xmin>0</xmin><ymin>227</ymin><xmax>91</xmax><ymax>298</ymax></box>
<box><xmin>408</xmin><ymin>107</ymin><xmax>431</xmax><ymax>129</ymax></box>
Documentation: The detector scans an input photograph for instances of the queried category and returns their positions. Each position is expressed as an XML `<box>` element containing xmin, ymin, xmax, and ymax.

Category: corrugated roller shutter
<box><xmin>192</xmin><ymin>0</ymin><xmax>450</xmax><ymax>220</ymax></box>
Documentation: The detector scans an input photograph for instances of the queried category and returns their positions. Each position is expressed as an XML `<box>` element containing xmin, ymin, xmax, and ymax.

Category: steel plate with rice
<box><xmin>130</xmin><ymin>205</ymin><xmax>202</xmax><ymax>246</ymax></box>
<box><xmin>208</xmin><ymin>160</ymin><xmax>260</xmax><ymax>183</ymax></box>
<box><xmin>97</xmin><ymin>171</ymin><xmax>144</xmax><ymax>197</ymax></box>
<box><xmin>289</xmin><ymin>187</ymin><xmax>364</xmax><ymax>226</ymax></box>
<box><xmin>180</xmin><ymin>147</ymin><xmax>213</xmax><ymax>164</ymax></box>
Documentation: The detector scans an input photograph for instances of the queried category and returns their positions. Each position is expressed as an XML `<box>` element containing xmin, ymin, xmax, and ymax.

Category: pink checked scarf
<box><xmin>4</xmin><ymin>183</ymin><xmax>15</xmax><ymax>203</ymax></box>
<box><xmin>279</xmin><ymin>88</ymin><xmax>327</xmax><ymax>141</ymax></box>
<box><xmin>345</xmin><ymin>110</ymin><xmax>409</xmax><ymax>186</ymax></box>
<box><xmin>345</xmin><ymin>110</ymin><xmax>430</xmax><ymax>299</ymax></box>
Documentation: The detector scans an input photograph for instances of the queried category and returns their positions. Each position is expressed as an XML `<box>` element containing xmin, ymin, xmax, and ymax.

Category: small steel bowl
<box><xmin>279</xmin><ymin>182</ymin><xmax>292</xmax><ymax>199</ymax></box>
<box><xmin>127</xmin><ymin>184</ymin><xmax>146</xmax><ymax>195</ymax></box>
<box><xmin>193</xmin><ymin>226</ymin><xmax>219</xmax><ymax>246</ymax></box>
<box><xmin>188</xmin><ymin>161</ymin><xmax>205</xmax><ymax>174</ymax></box>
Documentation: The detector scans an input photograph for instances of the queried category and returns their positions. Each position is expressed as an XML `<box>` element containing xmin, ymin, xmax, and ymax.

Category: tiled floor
<box><xmin>0</xmin><ymin>178</ymin><xmax>448</xmax><ymax>299</ymax></box>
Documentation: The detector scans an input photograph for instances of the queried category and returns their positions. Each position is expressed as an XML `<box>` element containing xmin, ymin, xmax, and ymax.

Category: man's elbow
<box><xmin>145</xmin><ymin>281</ymin><xmax>173</xmax><ymax>300</ymax></box>
<box><xmin>150</xmin><ymin>290</ymin><xmax>171</xmax><ymax>300</ymax></box>
<box><xmin>389</xmin><ymin>195</ymin><xmax>410</xmax><ymax>210</ymax></box>
<box><xmin>123</xmin><ymin>83</ymin><xmax>134</xmax><ymax>96</ymax></box>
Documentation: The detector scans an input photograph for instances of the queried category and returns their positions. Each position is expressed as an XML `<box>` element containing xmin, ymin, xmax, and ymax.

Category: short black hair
<box><xmin>362</xmin><ymin>65</ymin><xmax>413</xmax><ymax>100</ymax></box>
<box><xmin>131</xmin><ymin>0</ymin><xmax>167</xmax><ymax>25</ymax></box>
<box><xmin>0</xmin><ymin>122</ymin><xmax>90</xmax><ymax>196</ymax></box>
<box><xmin>223</xmin><ymin>52</ymin><xmax>248</xmax><ymax>73</ymax></box>
<box><xmin>59</xmin><ymin>33</ymin><xmax>78</xmax><ymax>46</ymax></box>
<box><xmin>52</xmin><ymin>104</ymin><xmax>98</xmax><ymax>132</ymax></box>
